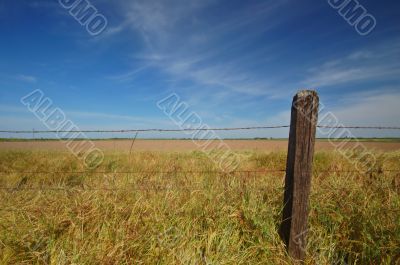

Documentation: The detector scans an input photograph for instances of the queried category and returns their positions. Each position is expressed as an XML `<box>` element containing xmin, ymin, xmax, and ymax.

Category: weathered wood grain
<box><xmin>279</xmin><ymin>90</ymin><xmax>319</xmax><ymax>262</ymax></box>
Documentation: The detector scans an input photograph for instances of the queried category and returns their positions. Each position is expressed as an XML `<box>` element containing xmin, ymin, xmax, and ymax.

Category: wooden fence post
<box><xmin>279</xmin><ymin>90</ymin><xmax>319</xmax><ymax>262</ymax></box>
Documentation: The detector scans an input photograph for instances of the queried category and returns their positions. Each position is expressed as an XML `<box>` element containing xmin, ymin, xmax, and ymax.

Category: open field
<box><xmin>3</xmin><ymin>0</ymin><xmax>400</xmax><ymax>264</ymax></box>
<box><xmin>1</xmin><ymin>139</ymin><xmax>400</xmax><ymax>152</ymax></box>
<box><xmin>0</xmin><ymin>149</ymin><xmax>399</xmax><ymax>264</ymax></box>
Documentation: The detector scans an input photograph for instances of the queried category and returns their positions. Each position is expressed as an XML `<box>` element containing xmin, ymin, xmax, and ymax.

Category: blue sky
<box><xmin>0</xmin><ymin>0</ymin><xmax>399</xmax><ymax>138</ymax></box>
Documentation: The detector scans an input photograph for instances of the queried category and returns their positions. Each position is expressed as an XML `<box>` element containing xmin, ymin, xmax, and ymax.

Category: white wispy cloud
<box><xmin>108</xmin><ymin>0</ymin><xmax>291</xmax><ymax>99</ymax></box>
<box><xmin>255</xmin><ymin>88</ymin><xmax>400</xmax><ymax>138</ymax></box>
<box><xmin>303</xmin><ymin>41</ymin><xmax>400</xmax><ymax>88</ymax></box>
<box><xmin>328</xmin><ymin>88</ymin><xmax>400</xmax><ymax>126</ymax></box>
<box><xmin>16</xmin><ymin>74</ymin><xmax>37</xmax><ymax>83</ymax></box>
<box><xmin>66</xmin><ymin>110</ymin><xmax>172</xmax><ymax>126</ymax></box>
<box><xmin>107</xmin><ymin>64</ymin><xmax>151</xmax><ymax>82</ymax></box>
<box><xmin>317</xmin><ymin>88</ymin><xmax>400</xmax><ymax>137</ymax></box>
<box><xmin>0</xmin><ymin>105</ymin><xmax>174</xmax><ymax>130</ymax></box>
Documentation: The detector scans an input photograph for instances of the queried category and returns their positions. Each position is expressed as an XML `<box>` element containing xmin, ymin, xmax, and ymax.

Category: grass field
<box><xmin>0</xmin><ymin>149</ymin><xmax>399</xmax><ymax>264</ymax></box>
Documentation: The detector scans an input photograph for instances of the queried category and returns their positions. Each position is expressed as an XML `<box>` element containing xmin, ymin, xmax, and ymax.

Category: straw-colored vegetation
<box><xmin>0</xmin><ymin>150</ymin><xmax>399</xmax><ymax>264</ymax></box>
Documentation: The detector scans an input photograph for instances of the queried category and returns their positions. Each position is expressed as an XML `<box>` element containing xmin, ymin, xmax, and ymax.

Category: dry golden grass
<box><xmin>0</xmin><ymin>150</ymin><xmax>399</xmax><ymax>264</ymax></box>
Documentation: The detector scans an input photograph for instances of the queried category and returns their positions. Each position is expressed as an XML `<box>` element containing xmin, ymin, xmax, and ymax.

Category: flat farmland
<box><xmin>0</xmin><ymin>148</ymin><xmax>399</xmax><ymax>264</ymax></box>
<box><xmin>0</xmin><ymin>139</ymin><xmax>399</xmax><ymax>152</ymax></box>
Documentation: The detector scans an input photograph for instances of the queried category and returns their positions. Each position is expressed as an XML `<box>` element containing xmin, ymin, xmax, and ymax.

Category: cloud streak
<box><xmin>303</xmin><ymin>41</ymin><xmax>400</xmax><ymax>88</ymax></box>
<box><xmin>110</xmin><ymin>0</ymin><xmax>291</xmax><ymax>99</ymax></box>
<box><xmin>16</xmin><ymin>74</ymin><xmax>37</xmax><ymax>83</ymax></box>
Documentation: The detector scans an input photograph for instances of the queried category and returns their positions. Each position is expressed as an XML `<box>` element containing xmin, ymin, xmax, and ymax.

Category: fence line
<box><xmin>0</xmin><ymin>169</ymin><xmax>286</xmax><ymax>175</ymax></box>
<box><xmin>2</xmin><ymin>91</ymin><xmax>400</xmax><ymax>262</ymax></box>
<box><xmin>1</xmin><ymin>125</ymin><xmax>400</xmax><ymax>134</ymax></box>
<box><xmin>316</xmin><ymin>125</ymin><xmax>400</xmax><ymax>130</ymax></box>
<box><xmin>1</xmin><ymin>168</ymin><xmax>398</xmax><ymax>193</ymax></box>
<box><xmin>0</xmin><ymin>186</ymin><xmax>268</xmax><ymax>192</ymax></box>
<box><xmin>0</xmin><ymin>169</ymin><xmax>398</xmax><ymax>175</ymax></box>
<box><xmin>1</xmin><ymin>126</ymin><xmax>290</xmax><ymax>134</ymax></box>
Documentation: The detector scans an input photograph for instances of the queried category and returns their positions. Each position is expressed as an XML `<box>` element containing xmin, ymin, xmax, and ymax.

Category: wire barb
<box><xmin>0</xmin><ymin>125</ymin><xmax>400</xmax><ymax>134</ymax></box>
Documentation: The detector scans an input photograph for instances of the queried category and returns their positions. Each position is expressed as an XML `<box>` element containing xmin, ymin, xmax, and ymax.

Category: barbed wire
<box><xmin>1</xmin><ymin>125</ymin><xmax>400</xmax><ymax>134</ymax></box>
<box><xmin>0</xmin><ymin>169</ymin><xmax>286</xmax><ymax>175</ymax></box>
<box><xmin>0</xmin><ymin>125</ymin><xmax>290</xmax><ymax>134</ymax></box>
<box><xmin>316</xmin><ymin>125</ymin><xmax>400</xmax><ymax>130</ymax></box>
<box><xmin>0</xmin><ymin>186</ymin><xmax>233</xmax><ymax>192</ymax></box>
<box><xmin>0</xmin><ymin>169</ymin><xmax>397</xmax><ymax>197</ymax></box>
<box><xmin>0</xmin><ymin>168</ymin><xmax>398</xmax><ymax>193</ymax></box>
<box><xmin>0</xmin><ymin>169</ymin><xmax>398</xmax><ymax>175</ymax></box>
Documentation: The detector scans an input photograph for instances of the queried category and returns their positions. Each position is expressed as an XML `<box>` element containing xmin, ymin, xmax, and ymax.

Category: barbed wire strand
<box><xmin>0</xmin><ymin>126</ymin><xmax>289</xmax><ymax>133</ymax></box>
<box><xmin>0</xmin><ymin>169</ymin><xmax>398</xmax><ymax>200</ymax></box>
<box><xmin>0</xmin><ymin>169</ymin><xmax>286</xmax><ymax>175</ymax></box>
<box><xmin>0</xmin><ymin>169</ymin><xmax>398</xmax><ymax>194</ymax></box>
<box><xmin>0</xmin><ymin>169</ymin><xmax>398</xmax><ymax>175</ymax></box>
<box><xmin>1</xmin><ymin>125</ymin><xmax>400</xmax><ymax>134</ymax></box>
